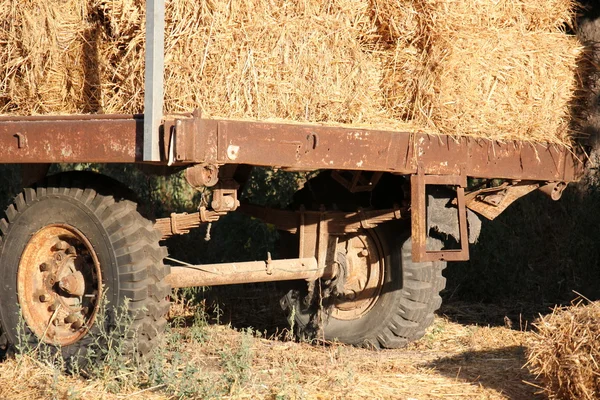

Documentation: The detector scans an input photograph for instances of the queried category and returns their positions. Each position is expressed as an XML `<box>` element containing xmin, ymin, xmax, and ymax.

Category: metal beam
<box><xmin>143</xmin><ymin>0</ymin><xmax>165</xmax><ymax>161</ymax></box>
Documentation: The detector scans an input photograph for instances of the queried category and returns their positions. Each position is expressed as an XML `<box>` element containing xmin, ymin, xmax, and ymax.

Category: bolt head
<box><xmin>64</xmin><ymin>314</ymin><xmax>77</xmax><ymax>324</ymax></box>
<box><xmin>48</xmin><ymin>301</ymin><xmax>59</xmax><ymax>311</ymax></box>
<box><xmin>39</xmin><ymin>294</ymin><xmax>51</xmax><ymax>302</ymax></box>
<box><xmin>40</xmin><ymin>262</ymin><xmax>51</xmax><ymax>272</ymax></box>
<box><xmin>71</xmin><ymin>319</ymin><xmax>83</xmax><ymax>330</ymax></box>
<box><xmin>359</xmin><ymin>249</ymin><xmax>369</xmax><ymax>257</ymax></box>
<box><xmin>54</xmin><ymin>253</ymin><xmax>63</xmax><ymax>262</ymax></box>
<box><xmin>54</xmin><ymin>241</ymin><xmax>69</xmax><ymax>251</ymax></box>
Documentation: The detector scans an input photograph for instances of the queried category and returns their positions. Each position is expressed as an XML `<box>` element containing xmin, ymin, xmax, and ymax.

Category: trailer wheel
<box><xmin>285</xmin><ymin>226</ymin><xmax>446</xmax><ymax>349</ymax></box>
<box><xmin>0</xmin><ymin>173</ymin><xmax>171</xmax><ymax>359</ymax></box>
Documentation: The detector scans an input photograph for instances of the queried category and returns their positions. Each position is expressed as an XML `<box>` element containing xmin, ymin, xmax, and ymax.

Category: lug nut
<box><xmin>52</xmin><ymin>318</ymin><xmax>60</xmax><ymax>326</ymax></box>
<box><xmin>64</xmin><ymin>314</ymin><xmax>78</xmax><ymax>323</ymax></box>
<box><xmin>39</xmin><ymin>294</ymin><xmax>51</xmax><ymax>302</ymax></box>
<box><xmin>360</xmin><ymin>249</ymin><xmax>369</xmax><ymax>257</ymax></box>
<box><xmin>40</xmin><ymin>262</ymin><xmax>51</xmax><ymax>272</ymax></box>
<box><xmin>54</xmin><ymin>241</ymin><xmax>69</xmax><ymax>251</ymax></box>
<box><xmin>48</xmin><ymin>301</ymin><xmax>60</xmax><ymax>311</ymax></box>
<box><xmin>71</xmin><ymin>319</ymin><xmax>83</xmax><ymax>330</ymax></box>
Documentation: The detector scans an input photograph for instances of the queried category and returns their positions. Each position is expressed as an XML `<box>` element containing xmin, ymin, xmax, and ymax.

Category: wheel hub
<box><xmin>331</xmin><ymin>232</ymin><xmax>384</xmax><ymax>320</ymax></box>
<box><xmin>17</xmin><ymin>225</ymin><xmax>102</xmax><ymax>346</ymax></box>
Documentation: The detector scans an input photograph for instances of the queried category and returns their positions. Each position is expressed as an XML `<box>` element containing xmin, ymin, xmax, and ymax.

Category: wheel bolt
<box><xmin>40</xmin><ymin>262</ymin><xmax>51</xmax><ymax>272</ymax></box>
<box><xmin>48</xmin><ymin>301</ymin><xmax>60</xmax><ymax>311</ymax></box>
<box><xmin>39</xmin><ymin>294</ymin><xmax>51</xmax><ymax>302</ymax></box>
<box><xmin>54</xmin><ymin>241</ymin><xmax>69</xmax><ymax>251</ymax></box>
<box><xmin>71</xmin><ymin>319</ymin><xmax>83</xmax><ymax>330</ymax></box>
<box><xmin>64</xmin><ymin>314</ymin><xmax>78</xmax><ymax>323</ymax></box>
<box><xmin>359</xmin><ymin>249</ymin><xmax>369</xmax><ymax>257</ymax></box>
<box><xmin>52</xmin><ymin>318</ymin><xmax>61</xmax><ymax>326</ymax></box>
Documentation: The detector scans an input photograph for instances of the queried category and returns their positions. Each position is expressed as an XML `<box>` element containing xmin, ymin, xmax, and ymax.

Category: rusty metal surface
<box><xmin>17</xmin><ymin>225</ymin><xmax>101</xmax><ymax>345</ymax></box>
<box><xmin>0</xmin><ymin>115</ymin><xmax>144</xmax><ymax>163</ymax></box>
<box><xmin>331</xmin><ymin>233</ymin><xmax>384</xmax><ymax>320</ymax></box>
<box><xmin>238</xmin><ymin>204</ymin><xmax>406</xmax><ymax>235</ymax></box>
<box><xmin>465</xmin><ymin>183</ymin><xmax>540</xmax><ymax>221</ymax></box>
<box><xmin>166</xmin><ymin>257</ymin><xmax>322</xmax><ymax>288</ymax></box>
<box><xmin>179</xmin><ymin>117</ymin><xmax>583</xmax><ymax>182</ymax></box>
<box><xmin>411</xmin><ymin>172</ymin><xmax>470</xmax><ymax>262</ymax></box>
<box><xmin>0</xmin><ymin>112</ymin><xmax>584</xmax><ymax>184</ymax></box>
<box><xmin>155</xmin><ymin>207</ymin><xmax>224</xmax><ymax>239</ymax></box>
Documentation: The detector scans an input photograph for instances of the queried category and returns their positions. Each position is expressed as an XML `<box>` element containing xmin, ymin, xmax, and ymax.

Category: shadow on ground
<box><xmin>424</xmin><ymin>346</ymin><xmax>543</xmax><ymax>400</ymax></box>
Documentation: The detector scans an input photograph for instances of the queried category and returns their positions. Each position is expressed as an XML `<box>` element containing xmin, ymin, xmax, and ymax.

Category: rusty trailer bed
<box><xmin>0</xmin><ymin>112</ymin><xmax>583</xmax><ymax>183</ymax></box>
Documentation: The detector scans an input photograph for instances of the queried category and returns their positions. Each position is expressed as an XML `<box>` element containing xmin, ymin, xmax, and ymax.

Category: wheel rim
<box><xmin>331</xmin><ymin>231</ymin><xmax>384</xmax><ymax>321</ymax></box>
<box><xmin>17</xmin><ymin>224</ymin><xmax>102</xmax><ymax>346</ymax></box>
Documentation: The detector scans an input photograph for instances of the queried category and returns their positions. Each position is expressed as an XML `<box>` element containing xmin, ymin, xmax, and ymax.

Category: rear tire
<box><xmin>0</xmin><ymin>173</ymin><xmax>171</xmax><ymax>359</ymax></box>
<box><xmin>284</xmin><ymin>225</ymin><xmax>446</xmax><ymax>349</ymax></box>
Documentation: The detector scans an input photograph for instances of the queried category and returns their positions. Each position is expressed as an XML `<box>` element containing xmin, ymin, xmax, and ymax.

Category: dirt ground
<box><xmin>0</xmin><ymin>300</ymin><xmax>546</xmax><ymax>400</ymax></box>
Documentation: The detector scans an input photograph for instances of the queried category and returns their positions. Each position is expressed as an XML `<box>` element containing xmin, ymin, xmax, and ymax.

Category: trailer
<box><xmin>0</xmin><ymin>2</ymin><xmax>586</xmax><ymax>357</ymax></box>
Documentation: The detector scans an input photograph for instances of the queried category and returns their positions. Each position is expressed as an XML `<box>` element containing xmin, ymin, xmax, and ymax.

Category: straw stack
<box><xmin>0</xmin><ymin>0</ymin><xmax>89</xmax><ymax>114</ymax></box>
<box><xmin>93</xmin><ymin>0</ymin><xmax>387</xmax><ymax>125</ymax></box>
<box><xmin>526</xmin><ymin>301</ymin><xmax>600</xmax><ymax>400</ymax></box>
<box><xmin>378</xmin><ymin>0</ymin><xmax>582</xmax><ymax>143</ymax></box>
<box><xmin>0</xmin><ymin>0</ymin><xmax>586</xmax><ymax>146</ymax></box>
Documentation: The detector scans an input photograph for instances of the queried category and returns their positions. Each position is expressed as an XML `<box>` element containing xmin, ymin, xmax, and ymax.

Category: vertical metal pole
<box><xmin>143</xmin><ymin>0</ymin><xmax>165</xmax><ymax>162</ymax></box>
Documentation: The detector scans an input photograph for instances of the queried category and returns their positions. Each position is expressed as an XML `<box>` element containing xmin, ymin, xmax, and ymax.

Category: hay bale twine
<box><xmin>526</xmin><ymin>301</ymin><xmax>600</xmax><ymax>400</ymax></box>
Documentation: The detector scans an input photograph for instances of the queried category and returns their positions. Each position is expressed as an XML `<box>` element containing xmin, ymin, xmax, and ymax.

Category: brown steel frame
<box><xmin>0</xmin><ymin>111</ymin><xmax>585</xmax><ymax>264</ymax></box>
<box><xmin>0</xmin><ymin>112</ymin><xmax>583</xmax><ymax>183</ymax></box>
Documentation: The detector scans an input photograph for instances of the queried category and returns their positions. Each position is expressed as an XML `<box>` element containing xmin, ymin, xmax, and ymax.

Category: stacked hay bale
<box><xmin>378</xmin><ymin>0</ymin><xmax>582</xmax><ymax>143</ymax></box>
<box><xmin>0</xmin><ymin>0</ymin><xmax>89</xmax><ymax>114</ymax></box>
<box><xmin>526</xmin><ymin>301</ymin><xmax>600</xmax><ymax>400</ymax></box>
<box><xmin>93</xmin><ymin>0</ymin><xmax>387</xmax><ymax>124</ymax></box>
<box><xmin>0</xmin><ymin>0</ymin><xmax>586</xmax><ymax>146</ymax></box>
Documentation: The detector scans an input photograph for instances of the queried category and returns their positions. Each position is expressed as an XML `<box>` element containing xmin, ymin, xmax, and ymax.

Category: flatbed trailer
<box><xmin>0</xmin><ymin>1</ymin><xmax>586</xmax><ymax>358</ymax></box>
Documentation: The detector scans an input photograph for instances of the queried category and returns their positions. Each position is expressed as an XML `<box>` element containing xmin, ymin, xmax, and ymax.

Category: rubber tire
<box><xmin>0</xmin><ymin>172</ymin><xmax>171</xmax><ymax>359</ymax></box>
<box><xmin>287</xmin><ymin>226</ymin><xmax>446</xmax><ymax>349</ymax></box>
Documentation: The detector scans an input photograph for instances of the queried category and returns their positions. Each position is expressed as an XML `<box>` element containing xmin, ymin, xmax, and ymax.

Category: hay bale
<box><xmin>0</xmin><ymin>0</ymin><xmax>89</xmax><ymax>114</ymax></box>
<box><xmin>0</xmin><ymin>0</ymin><xmax>586</xmax><ymax>146</ymax></box>
<box><xmin>92</xmin><ymin>0</ymin><xmax>388</xmax><ymax>125</ymax></box>
<box><xmin>421</xmin><ymin>30</ymin><xmax>581</xmax><ymax>143</ymax></box>
<box><xmin>526</xmin><ymin>301</ymin><xmax>600</xmax><ymax>400</ymax></box>
<box><xmin>378</xmin><ymin>0</ymin><xmax>583</xmax><ymax>144</ymax></box>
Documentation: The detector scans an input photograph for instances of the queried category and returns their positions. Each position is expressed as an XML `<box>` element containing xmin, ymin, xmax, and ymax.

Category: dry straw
<box><xmin>0</xmin><ymin>0</ymin><xmax>89</xmax><ymax>114</ymax></box>
<box><xmin>378</xmin><ymin>0</ymin><xmax>583</xmax><ymax>144</ymax></box>
<box><xmin>526</xmin><ymin>300</ymin><xmax>600</xmax><ymax>400</ymax></box>
<box><xmin>0</xmin><ymin>0</ymin><xmax>587</xmax><ymax>146</ymax></box>
<box><xmin>94</xmin><ymin>0</ymin><xmax>388</xmax><ymax>125</ymax></box>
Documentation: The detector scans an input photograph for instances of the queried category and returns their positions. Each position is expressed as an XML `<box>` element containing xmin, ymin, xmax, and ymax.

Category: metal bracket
<box><xmin>411</xmin><ymin>167</ymin><xmax>469</xmax><ymax>262</ymax></box>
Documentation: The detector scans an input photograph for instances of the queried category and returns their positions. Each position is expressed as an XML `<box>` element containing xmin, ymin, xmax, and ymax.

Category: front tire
<box><xmin>285</xmin><ymin>225</ymin><xmax>446</xmax><ymax>349</ymax></box>
<box><xmin>0</xmin><ymin>173</ymin><xmax>171</xmax><ymax>359</ymax></box>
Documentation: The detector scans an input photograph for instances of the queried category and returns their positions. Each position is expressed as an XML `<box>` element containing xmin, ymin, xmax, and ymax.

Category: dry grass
<box><xmin>0</xmin><ymin>0</ymin><xmax>588</xmax><ymax>146</ymax></box>
<box><xmin>526</xmin><ymin>300</ymin><xmax>600</xmax><ymax>400</ymax></box>
<box><xmin>0</xmin><ymin>308</ymin><xmax>541</xmax><ymax>400</ymax></box>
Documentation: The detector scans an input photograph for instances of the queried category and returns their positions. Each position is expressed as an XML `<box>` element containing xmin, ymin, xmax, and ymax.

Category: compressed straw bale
<box><xmin>0</xmin><ymin>0</ymin><xmax>89</xmax><ymax>114</ymax></box>
<box><xmin>93</xmin><ymin>0</ymin><xmax>388</xmax><ymax>125</ymax></box>
<box><xmin>378</xmin><ymin>0</ymin><xmax>583</xmax><ymax>144</ymax></box>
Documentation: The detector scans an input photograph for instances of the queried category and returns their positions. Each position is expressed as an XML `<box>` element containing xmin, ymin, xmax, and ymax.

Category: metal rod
<box><xmin>166</xmin><ymin>258</ymin><xmax>322</xmax><ymax>288</ymax></box>
<box><xmin>144</xmin><ymin>0</ymin><xmax>165</xmax><ymax>162</ymax></box>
